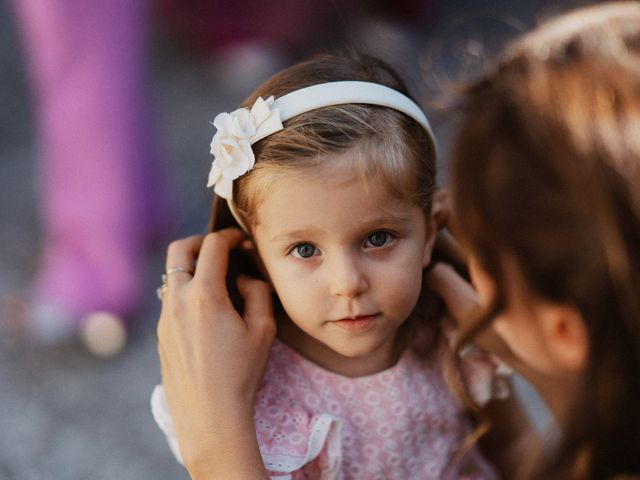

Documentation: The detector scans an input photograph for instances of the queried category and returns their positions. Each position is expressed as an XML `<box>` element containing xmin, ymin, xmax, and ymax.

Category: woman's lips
<box><xmin>332</xmin><ymin>314</ymin><xmax>377</xmax><ymax>331</ymax></box>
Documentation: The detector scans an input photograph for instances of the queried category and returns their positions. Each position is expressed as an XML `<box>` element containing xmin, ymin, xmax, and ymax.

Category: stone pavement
<box><xmin>0</xmin><ymin>1</ymin><xmax>579</xmax><ymax>478</ymax></box>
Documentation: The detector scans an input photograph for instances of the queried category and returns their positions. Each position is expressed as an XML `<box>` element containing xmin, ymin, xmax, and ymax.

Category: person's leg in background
<box><xmin>10</xmin><ymin>0</ymin><xmax>173</xmax><ymax>354</ymax></box>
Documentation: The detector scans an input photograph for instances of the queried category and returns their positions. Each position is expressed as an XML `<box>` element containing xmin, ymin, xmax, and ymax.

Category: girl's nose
<box><xmin>329</xmin><ymin>255</ymin><xmax>369</xmax><ymax>298</ymax></box>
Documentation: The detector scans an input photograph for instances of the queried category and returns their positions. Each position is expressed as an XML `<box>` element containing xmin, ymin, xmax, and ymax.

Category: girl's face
<box><xmin>252</xmin><ymin>151</ymin><xmax>434</xmax><ymax>375</ymax></box>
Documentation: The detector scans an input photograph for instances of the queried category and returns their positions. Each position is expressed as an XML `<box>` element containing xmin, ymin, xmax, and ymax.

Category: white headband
<box><xmin>207</xmin><ymin>81</ymin><xmax>435</xmax><ymax>231</ymax></box>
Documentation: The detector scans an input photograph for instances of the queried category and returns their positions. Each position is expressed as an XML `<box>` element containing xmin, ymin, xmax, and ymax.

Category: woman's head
<box><xmin>451</xmin><ymin>2</ymin><xmax>640</xmax><ymax>477</ymax></box>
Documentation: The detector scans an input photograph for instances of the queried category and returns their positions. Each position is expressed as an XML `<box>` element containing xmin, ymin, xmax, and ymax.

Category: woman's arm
<box><xmin>157</xmin><ymin>229</ymin><xmax>275</xmax><ymax>479</ymax></box>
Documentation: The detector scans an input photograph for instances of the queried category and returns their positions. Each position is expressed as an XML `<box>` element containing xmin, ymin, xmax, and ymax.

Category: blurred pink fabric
<box><xmin>11</xmin><ymin>0</ymin><xmax>173</xmax><ymax>324</ymax></box>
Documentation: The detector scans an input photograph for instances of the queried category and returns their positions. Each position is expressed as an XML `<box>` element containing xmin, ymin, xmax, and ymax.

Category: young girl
<box><xmin>152</xmin><ymin>53</ymin><xmax>506</xmax><ymax>478</ymax></box>
<box><xmin>428</xmin><ymin>2</ymin><xmax>640</xmax><ymax>477</ymax></box>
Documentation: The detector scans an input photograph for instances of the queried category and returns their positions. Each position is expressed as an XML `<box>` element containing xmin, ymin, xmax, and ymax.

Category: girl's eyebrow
<box><xmin>269</xmin><ymin>228</ymin><xmax>323</xmax><ymax>242</ymax></box>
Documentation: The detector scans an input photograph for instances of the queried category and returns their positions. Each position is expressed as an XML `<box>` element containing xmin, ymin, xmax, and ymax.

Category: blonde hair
<box><xmin>210</xmin><ymin>52</ymin><xmax>436</xmax><ymax>233</ymax></box>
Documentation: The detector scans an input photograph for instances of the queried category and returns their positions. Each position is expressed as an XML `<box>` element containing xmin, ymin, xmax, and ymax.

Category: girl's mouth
<box><xmin>332</xmin><ymin>314</ymin><xmax>378</xmax><ymax>331</ymax></box>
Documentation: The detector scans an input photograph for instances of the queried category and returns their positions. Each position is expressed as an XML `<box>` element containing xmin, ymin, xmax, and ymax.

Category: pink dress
<box><xmin>152</xmin><ymin>336</ymin><xmax>503</xmax><ymax>479</ymax></box>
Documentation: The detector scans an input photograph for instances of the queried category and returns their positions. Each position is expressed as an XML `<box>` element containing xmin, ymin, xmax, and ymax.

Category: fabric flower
<box><xmin>207</xmin><ymin>96</ymin><xmax>283</xmax><ymax>199</ymax></box>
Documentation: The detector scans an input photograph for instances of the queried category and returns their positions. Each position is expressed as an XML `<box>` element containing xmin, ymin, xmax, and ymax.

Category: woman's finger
<box><xmin>165</xmin><ymin>235</ymin><xmax>204</xmax><ymax>288</ymax></box>
<box><xmin>192</xmin><ymin>228</ymin><xmax>246</xmax><ymax>286</ymax></box>
<box><xmin>426</xmin><ymin>262</ymin><xmax>480</xmax><ymax>326</ymax></box>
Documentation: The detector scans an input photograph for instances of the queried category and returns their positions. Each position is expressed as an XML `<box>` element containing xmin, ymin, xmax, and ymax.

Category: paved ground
<box><xmin>0</xmin><ymin>1</ymin><xmax>588</xmax><ymax>479</ymax></box>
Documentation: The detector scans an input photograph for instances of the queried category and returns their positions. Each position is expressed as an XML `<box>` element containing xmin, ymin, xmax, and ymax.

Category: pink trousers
<box><xmin>12</xmin><ymin>0</ymin><xmax>172</xmax><ymax>322</ymax></box>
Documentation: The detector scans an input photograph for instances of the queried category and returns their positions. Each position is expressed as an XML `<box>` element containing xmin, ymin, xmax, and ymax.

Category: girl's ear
<box><xmin>422</xmin><ymin>216</ymin><xmax>437</xmax><ymax>268</ymax></box>
<box><xmin>540</xmin><ymin>304</ymin><xmax>589</xmax><ymax>372</ymax></box>
<box><xmin>423</xmin><ymin>190</ymin><xmax>450</xmax><ymax>268</ymax></box>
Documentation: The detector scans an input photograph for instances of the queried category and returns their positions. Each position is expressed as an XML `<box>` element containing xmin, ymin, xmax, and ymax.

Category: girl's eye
<box><xmin>365</xmin><ymin>231</ymin><xmax>392</xmax><ymax>248</ymax></box>
<box><xmin>291</xmin><ymin>243</ymin><xmax>318</xmax><ymax>259</ymax></box>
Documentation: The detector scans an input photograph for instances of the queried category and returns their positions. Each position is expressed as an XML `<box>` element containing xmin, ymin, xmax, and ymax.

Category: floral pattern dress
<box><xmin>152</xmin><ymin>331</ymin><xmax>509</xmax><ymax>479</ymax></box>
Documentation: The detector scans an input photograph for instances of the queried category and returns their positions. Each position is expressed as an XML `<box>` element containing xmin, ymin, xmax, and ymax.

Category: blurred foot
<box><xmin>2</xmin><ymin>296</ymin><xmax>126</xmax><ymax>357</ymax></box>
<box><xmin>80</xmin><ymin>311</ymin><xmax>127</xmax><ymax>358</ymax></box>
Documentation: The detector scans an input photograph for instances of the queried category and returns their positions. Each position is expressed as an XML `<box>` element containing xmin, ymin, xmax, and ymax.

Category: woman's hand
<box><xmin>428</xmin><ymin>189</ymin><xmax>481</xmax><ymax>328</ymax></box>
<box><xmin>427</xmin><ymin>190</ymin><xmax>551</xmax><ymax>395</ymax></box>
<box><xmin>157</xmin><ymin>228</ymin><xmax>274</xmax><ymax>479</ymax></box>
<box><xmin>427</xmin><ymin>189</ymin><xmax>512</xmax><ymax>357</ymax></box>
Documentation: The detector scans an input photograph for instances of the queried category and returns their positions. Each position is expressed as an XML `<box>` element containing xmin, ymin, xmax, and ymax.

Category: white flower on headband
<box><xmin>207</xmin><ymin>96</ymin><xmax>283</xmax><ymax>199</ymax></box>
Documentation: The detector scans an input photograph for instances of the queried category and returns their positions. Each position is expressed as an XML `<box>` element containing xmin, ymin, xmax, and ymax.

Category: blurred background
<box><xmin>0</xmin><ymin>1</ymin><xmax>598</xmax><ymax>478</ymax></box>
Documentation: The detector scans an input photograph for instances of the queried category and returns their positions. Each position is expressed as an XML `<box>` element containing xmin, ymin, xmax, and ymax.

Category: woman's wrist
<box><xmin>184</xmin><ymin>411</ymin><xmax>268</xmax><ymax>480</ymax></box>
